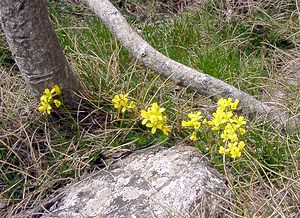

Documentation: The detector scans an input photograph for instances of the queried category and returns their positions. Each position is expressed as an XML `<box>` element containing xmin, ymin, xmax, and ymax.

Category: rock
<box><xmin>30</xmin><ymin>144</ymin><xmax>231</xmax><ymax>217</ymax></box>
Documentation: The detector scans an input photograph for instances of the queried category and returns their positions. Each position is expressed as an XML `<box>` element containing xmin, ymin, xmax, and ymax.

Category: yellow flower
<box><xmin>226</xmin><ymin>141</ymin><xmax>245</xmax><ymax>158</ymax></box>
<box><xmin>230</xmin><ymin>99</ymin><xmax>239</xmax><ymax>110</ymax></box>
<box><xmin>38</xmin><ymin>101</ymin><xmax>52</xmax><ymax>115</ymax></box>
<box><xmin>232</xmin><ymin>115</ymin><xmax>246</xmax><ymax>127</ymax></box>
<box><xmin>145</xmin><ymin>115</ymin><xmax>164</xmax><ymax>134</ymax></box>
<box><xmin>238</xmin><ymin>141</ymin><xmax>245</xmax><ymax>150</ymax></box>
<box><xmin>129</xmin><ymin>101</ymin><xmax>135</xmax><ymax>109</ymax></box>
<box><xmin>43</xmin><ymin>88</ymin><xmax>53</xmax><ymax>100</ymax></box>
<box><xmin>221</xmin><ymin>123</ymin><xmax>239</xmax><ymax>142</ymax></box>
<box><xmin>239</xmin><ymin>128</ymin><xmax>246</xmax><ymax>135</ymax></box>
<box><xmin>217</xmin><ymin>98</ymin><xmax>239</xmax><ymax>111</ymax></box>
<box><xmin>182</xmin><ymin>111</ymin><xmax>202</xmax><ymax>130</ymax></box>
<box><xmin>38</xmin><ymin>85</ymin><xmax>63</xmax><ymax>115</ymax></box>
<box><xmin>112</xmin><ymin>93</ymin><xmax>135</xmax><ymax>113</ymax></box>
<box><xmin>54</xmin><ymin>99</ymin><xmax>61</xmax><ymax>108</ymax></box>
<box><xmin>150</xmin><ymin>103</ymin><xmax>166</xmax><ymax>114</ymax></box>
<box><xmin>190</xmin><ymin>131</ymin><xmax>198</xmax><ymax>141</ymax></box>
<box><xmin>182</xmin><ymin>120</ymin><xmax>193</xmax><ymax>127</ymax></box>
<box><xmin>230</xmin><ymin>147</ymin><xmax>241</xmax><ymax>158</ymax></box>
<box><xmin>217</xmin><ymin>98</ymin><xmax>232</xmax><ymax>110</ymax></box>
<box><xmin>219</xmin><ymin>146</ymin><xmax>230</xmax><ymax>155</ymax></box>
<box><xmin>141</xmin><ymin>103</ymin><xmax>171</xmax><ymax>135</ymax></box>
<box><xmin>188</xmin><ymin>111</ymin><xmax>202</xmax><ymax>121</ymax></box>
<box><xmin>141</xmin><ymin>109</ymin><xmax>151</xmax><ymax>125</ymax></box>
<box><xmin>52</xmin><ymin>85</ymin><xmax>62</xmax><ymax>96</ymax></box>
<box><xmin>161</xmin><ymin>126</ymin><xmax>171</xmax><ymax>135</ymax></box>
<box><xmin>208</xmin><ymin>107</ymin><xmax>233</xmax><ymax>131</ymax></box>
<box><xmin>40</xmin><ymin>95</ymin><xmax>50</xmax><ymax>103</ymax></box>
<box><xmin>192</xmin><ymin>98</ymin><xmax>247</xmax><ymax>158</ymax></box>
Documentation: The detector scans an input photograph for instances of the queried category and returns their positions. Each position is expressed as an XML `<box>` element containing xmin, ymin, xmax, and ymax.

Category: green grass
<box><xmin>1</xmin><ymin>0</ymin><xmax>299</xmax><ymax>217</ymax></box>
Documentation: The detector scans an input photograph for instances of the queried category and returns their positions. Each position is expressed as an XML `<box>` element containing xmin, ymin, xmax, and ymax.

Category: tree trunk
<box><xmin>0</xmin><ymin>0</ymin><xmax>82</xmax><ymax>105</ymax></box>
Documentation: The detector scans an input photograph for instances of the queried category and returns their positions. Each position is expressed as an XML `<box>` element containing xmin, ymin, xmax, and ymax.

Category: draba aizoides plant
<box><xmin>38</xmin><ymin>85</ymin><xmax>62</xmax><ymax>115</ymax></box>
<box><xmin>111</xmin><ymin>93</ymin><xmax>246</xmax><ymax>158</ymax></box>
<box><xmin>112</xmin><ymin>93</ymin><xmax>135</xmax><ymax>113</ymax></box>
<box><xmin>182</xmin><ymin>98</ymin><xmax>247</xmax><ymax>158</ymax></box>
<box><xmin>182</xmin><ymin>111</ymin><xmax>203</xmax><ymax>141</ymax></box>
<box><xmin>140</xmin><ymin>103</ymin><xmax>171</xmax><ymax>136</ymax></box>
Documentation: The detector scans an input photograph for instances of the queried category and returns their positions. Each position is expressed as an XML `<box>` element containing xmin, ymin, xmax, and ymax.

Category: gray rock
<box><xmin>34</xmin><ymin>144</ymin><xmax>231</xmax><ymax>217</ymax></box>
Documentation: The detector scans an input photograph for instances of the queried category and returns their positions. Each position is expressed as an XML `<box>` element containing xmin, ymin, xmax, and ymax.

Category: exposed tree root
<box><xmin>85</xmin><ymin>0</ymin><xmax>299</xmax><ymax>131</ymax></box>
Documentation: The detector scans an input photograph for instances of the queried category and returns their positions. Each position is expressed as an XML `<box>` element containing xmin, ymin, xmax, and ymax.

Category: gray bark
<box><xmin>85</xmin><ymin>0</ymin><xmax>298</xmax><ymax>129</ymax></box>
<box><xmin>0</xmin><ymin>0</ymin><xmax>82</xmax><ymax>105</ymax></box>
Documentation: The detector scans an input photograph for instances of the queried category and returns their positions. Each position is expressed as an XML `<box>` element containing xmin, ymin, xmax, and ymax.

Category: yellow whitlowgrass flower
<box><xmin>188</xmin><ymin>111</ymin><xmax>202</xmax><ymax>121</ymax></box>
<box><xmin>190</xmin><ymin>131</ymin><xmax>198</xmax><ymax>141</ymax></box>
<box><xmin>205</xmin><ymin>98</ymin><xmax>246</xmax><ymax>158</ymax></box>
<box><xmin>217</xmin><ymin>98</ymin><xmax>232</xmax><ymax>110</ymax></box>
<box><xmin>182</xmin><ymin>120</ymin><xmax>193</xmax><ymax>127</ymax></box>
<box><xmin>112</xmin><ymin>93</ymin><xmax>135</xmax><ymax>113</ymax></box>
<box><xmin>221</xmin><ymin>123</ymin><xmax>239</xmax><ymax>142</ymax></box>
<box><xmin>238</xmin><ymin>141</ymin><xmax>245</xmax><ymax>150</ymax></box>
<box><xmin>224</xmin><ymin>111</ymin><xmax>233</xmax><ymax>120</ymax></box>
<box><xmin>226</xmin><ymin>141</ymin><xmax>245</xmax><ymax>158</ymax></box>
<box><xmin>219</xmin><ymin>145</ymin><xmax>230</xmax><ymax>155</ymax></box>
<box><xmin>40</xmin><ymin>95</ymin><xmax>49</xmax><ymax>103</ymax></box>
<box><xmin>150</xmin><ymin>103</ymin><xmax>165</xmax><ymax>114</ymax></box>
<box><xmin>230</xmin><ymin>99</ymin><xmax>239</xmax><ymax>110</ymax></box>
<box><xmin>209</xmin><ymin>115</ymin><xmax>225</xmax><ymax>131</ymax></box>
<box><xmin>182</xmin><ymin>111</ymin><xmax>202</xmax><ymax>130</ymax></box>
<box><xmin>161</xmin><ymin>126</ymin><xmax>171</xmax><ymax>135</ymax></box>
<box><xmin>141</xmin><ymin>108</ymin><xmax>151</xmax><ymax>125</ymax></box>
<box><xmin>230</xmin><ymin>147</ymin><xmax>241</xmax><ymax>158</ymax></box>
<box><xmin>52</xmin><ymin>84</ymin><xmax>62</xmax><ymax>95</ymax></box>
<box><xmin>217</xmin><ymin>98</ymin><xmax>240</xmax><ymax>111</ymax></box>
<box><xmin>38</xmin><ymin>85</ymin><xmax>63</xmax><ymax>115</ymax></box>
<box><xmin>128</xmin><ymin>101</ymin><xmax>135</xmax><ymax>109</ymax></box>
<box><xmin>239</xmin><ymin>128</ymin><xmax>246</xmax><ymax>135</ymax></box>
<box><xmin>43</xmin><ymin>88</ymin><xmax>52</xmax><ymax>100</ymax></box>
<box><xmin>38</xmin><ymin>101</ymin><xmax>52</xmax><ymax>115</ymax></box>
<box><xmin>230</xmin><ymin>146</ymin><xmax>242</xmax><ymax>158</ymax></box>
<box><xmin>145</xmin><ymin>115</ymin><xmax>163</xmax><ymax>134</ymax></box>
<box><xmin>232</xmin><ymin>115</ymin><xmax>246</xmax><ymax>127</ymax></box>
<box><xmin>141</xmin><ymin>103</ymin><xmax>171</xmax><ymax>135</ymax></box>
<box><xmin>54</xmin><ymin>99</ymin><xmax>62</xmax><ymax>108</ymax></box>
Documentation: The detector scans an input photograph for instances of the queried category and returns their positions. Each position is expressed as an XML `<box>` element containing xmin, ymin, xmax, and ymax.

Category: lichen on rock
<box><xmin>34</xmin><ymin>144</ymin><xmax>231</xmax><ymax>217</ymax></box>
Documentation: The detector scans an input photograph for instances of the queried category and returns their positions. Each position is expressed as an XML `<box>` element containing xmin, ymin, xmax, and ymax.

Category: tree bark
<box><xmin>85</xmin><ymin>0</ymin><xmax>298</xmax><ymax>129</ymax></box>
<box><xmin>0</xmin><ymin>0</ymin><xmax>82</xmax><ymax>105</ymax></box>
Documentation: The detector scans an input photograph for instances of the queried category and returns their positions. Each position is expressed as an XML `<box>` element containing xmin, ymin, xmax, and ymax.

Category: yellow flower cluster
<box><xmin>38</xmin><ymin>85</ymin><xmax>62</xmax><ymax>115</ymax></box>
<box><xmin>112</xmin><ymin>93</ymin><xmax>135</xmax><ymax>113</ymax></box>
<box><xmin>141</xmin><ymin>103</ymin><xmax>171</xmax><ymax>135</ymax></box>
<box><xmin>181</xmin><ymin>98</ymin><xmax>247</xmax><ymax>158</ymax></box>
<box><xmin>207</xmin><ymin>98</ymin><xmax>239</xmax><ymax>131</ymax></box>
<box><xmin>219</xmin><ymin>141</ymin><xmax>245</xmax><ymax>159</ymax></box>
<box><xmin>110</xmin><ymin>94</ymin><xmax>246</xmax><ymax>158</ymax></box>
<box><xmin>210</xmin><ymin>98</ymin><xmax>246</xmax><ymax>158</ymax></box>
<box><xmin>181</xmin><ymin>112</ymin><xmax>202</xmax><ymax>141</ymax></box>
